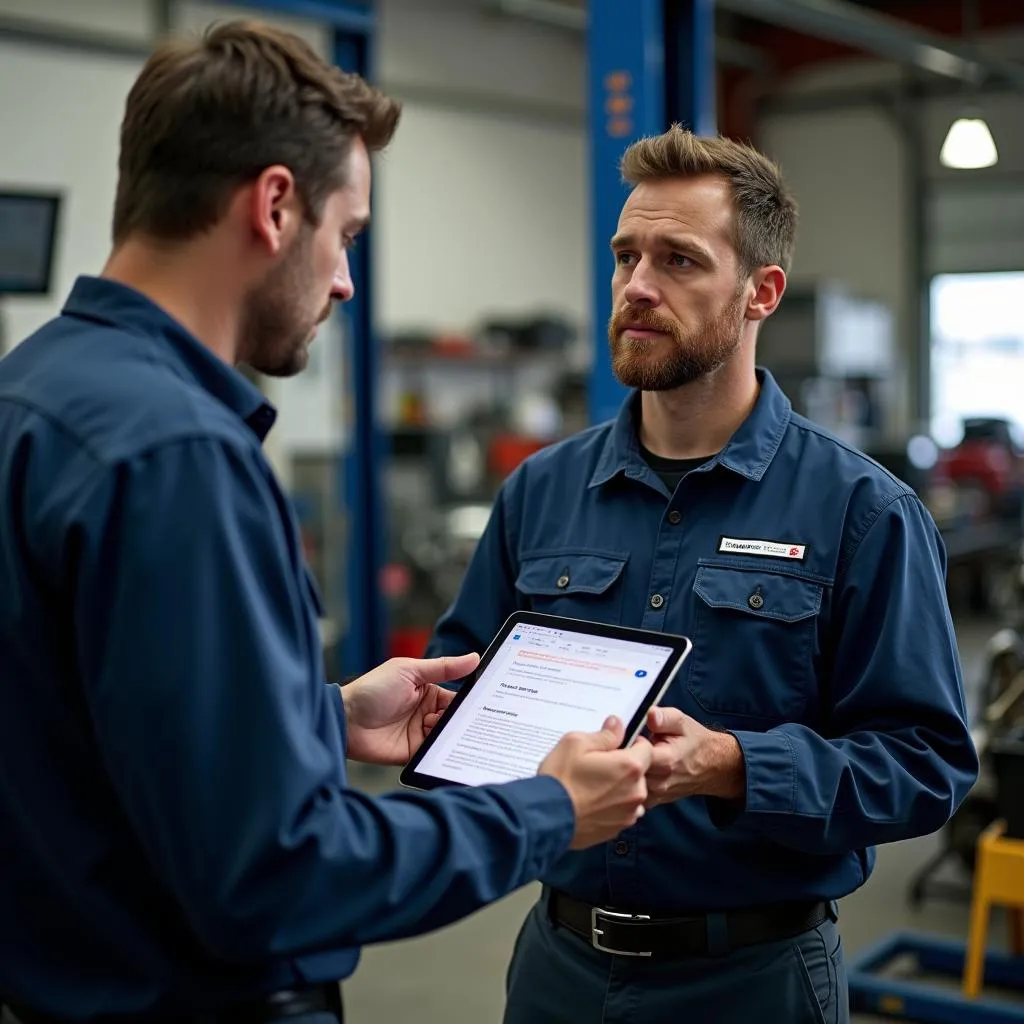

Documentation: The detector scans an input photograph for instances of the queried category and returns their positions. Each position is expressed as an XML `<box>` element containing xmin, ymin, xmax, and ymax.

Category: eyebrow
<box><xmin>610</xmin><ymin>232</ymin><xmax>715</xmax><ymax>265</ymax></box>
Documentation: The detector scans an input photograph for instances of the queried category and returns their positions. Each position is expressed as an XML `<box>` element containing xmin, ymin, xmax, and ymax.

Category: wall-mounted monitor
<box><xmin>0</xmin><ymin>190</ymin><xmax>61</xmax><ymax>295</ymax></box>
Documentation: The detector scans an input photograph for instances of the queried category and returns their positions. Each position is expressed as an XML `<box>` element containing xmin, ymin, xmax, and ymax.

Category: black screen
<box><xmin>0</xmin><ymin>192</ymin><xmax>61</xmax><ymax>294</ymax></box>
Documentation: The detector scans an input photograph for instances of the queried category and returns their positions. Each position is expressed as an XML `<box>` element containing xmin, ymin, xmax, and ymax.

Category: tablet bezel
<box><xmin>399</xmin><ymin>611</ymin><xmax>693</xmax><ymax>792</ymax></box>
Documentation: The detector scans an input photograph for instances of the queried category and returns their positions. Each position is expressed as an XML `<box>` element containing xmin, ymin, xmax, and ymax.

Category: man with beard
<box><xmin>0</xmin><ymin>21</ymin><xmax>656</xmax><ymax>1024</ymax></box>
<box><xmin>427</xmin><ymin>126</ymin><xmax>978</xmax><ymax>1023</ymax></box>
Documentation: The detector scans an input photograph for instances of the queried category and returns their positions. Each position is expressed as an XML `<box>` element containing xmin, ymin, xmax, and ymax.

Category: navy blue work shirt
<box><xmin>0</xmin><ymin>277</ymin><xmax>574</xmax><ymax>1018</ymax></box>
<box><xmin>429</xmin><ymin>370</ymin><xmax>979</xmax><ymax>912</ymax></box>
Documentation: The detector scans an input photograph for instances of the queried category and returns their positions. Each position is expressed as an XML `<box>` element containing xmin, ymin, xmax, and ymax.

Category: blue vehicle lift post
<box><xmin>220</xmin><ymin>0</ymin><xmax>384</xmax><ymax>678</ymax></box>
<box><xmin>587</xmin><ymin>0</ymin><xmax>715</xmax><ymax>427</ymax></box>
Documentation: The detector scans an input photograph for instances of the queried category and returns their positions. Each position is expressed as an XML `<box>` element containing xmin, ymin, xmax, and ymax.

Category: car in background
<box><xmin>934</xmin><ymin>417</ymin><xmax>1024</xmax><ymax>524</ymax></box>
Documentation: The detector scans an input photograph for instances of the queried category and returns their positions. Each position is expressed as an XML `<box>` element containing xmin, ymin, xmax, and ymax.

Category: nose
<box><xmin>622</xmin><ymin>257</ymin><xmax>659</xmax><ymax>308</ymax></box>
<box><xmin>331</xmin><ymin>251</ymin><xmax>354</xmax><ymax>304</ymax></box>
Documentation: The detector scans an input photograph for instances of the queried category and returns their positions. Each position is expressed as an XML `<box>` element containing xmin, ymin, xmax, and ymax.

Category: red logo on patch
<box><xmin>789</xmin><ymin>547</ymin><xmax>800</xmax><ymax>557</ymax></box>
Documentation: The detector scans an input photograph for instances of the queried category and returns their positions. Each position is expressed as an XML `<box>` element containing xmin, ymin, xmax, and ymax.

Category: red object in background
<box><xmin>389</xmin><ymin>628</ymin><xmax>431</xmax><ymax>660</ymax></box>
<box><xmin>380</xmin><ymin>563</ymin><xmax>412</xmax><ymax>599</ymax></box>
<box><xmin>431</xmin><ymin>334</ymin><xmax>475</xmax><ymax>356</ymax></box>
<box><xmin>489</xmin><ymin>434</ymin><xmax>549</xmax><ymax>479</ymax></box>
<box><xmin>938</xmin><ymin>418</ymin><xmax>1024</xmax><ymax>515</ymax></box>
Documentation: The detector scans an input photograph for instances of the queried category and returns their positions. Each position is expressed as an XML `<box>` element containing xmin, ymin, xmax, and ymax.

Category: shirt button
<box><xmin>650</xmin><ymin>593</ymin><xmax>664</xmax><ymax>609</ymax></box>
<box><xmin>614</xmin><ymin>840</ymin><xmax>629</xmax><ymax>856</ymax></box>
<box><xmin>748</xmin><ymin>592</ymin><xmax>764</xmax><ymax>610</ymax></box>
<box><xmin>668</xmin><ymin>510</ymin><xmax>682</xmax><ymax>525</ymax></box>
<box><xmin>557</xmin><ymin>574</ymin><xmax>570</xmax><ymax>589</ymax></box>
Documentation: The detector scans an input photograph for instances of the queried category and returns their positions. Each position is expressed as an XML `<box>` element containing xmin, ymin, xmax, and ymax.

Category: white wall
<box><xmin>0</xmin><ymin>0</ymin><xmax>151</xmax><ymax>37</ymax></box>
<box><xmin>378</xmin><ymin>0</ymin><xmax>584</xmax><ymax>115</ymax></box>
<box><xmin>374</xmin><ymin>0</ymin><xmax>587</xmax><ymax>337</ymax></box>
<box><xmin>174</xmin><ymin>1</ymin><xmax>331</xmax><ymax>53</ymax></box>
<box><xmin>372</xmin><ymin>103</ymin><xmax>587</xmax><ymax>335</ymax></box>
<box><xmin>0</xmin><ymin>19</ymin><xmax>138</xmax><ymax>347</ymax></box>
<box><xmin>758</xmin><ymin>104</ymin><xmax>908</xmax><ymax>342</ymax></box>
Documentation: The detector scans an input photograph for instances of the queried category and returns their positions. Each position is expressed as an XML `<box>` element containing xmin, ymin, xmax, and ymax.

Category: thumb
<box><xmin>413</xmin><ymin>652</ymin><xmax>480</xmax><ymax>685</ymax></box>
<box><xmin>590</xmin><ymin>715</ymin><xmax>626</xmax><ymax>750</ymax></box>
<box><xmin>647</xmin><ymin>706</ymin><xmax>687</xmax><ymax>735</ymax></box>
<box><xmin>628</xmin><ymin>735</ymin><xmax>655</xmax><ymax>771</ymax></box>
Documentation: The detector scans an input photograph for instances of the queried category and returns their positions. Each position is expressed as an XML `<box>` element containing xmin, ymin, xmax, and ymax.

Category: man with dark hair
<box><xmin>428</xmin><ymin>125</ymin><xmax>979</xmax><ymax>1023</ymax></box>
<box><xmin>0</xmin><ymin>21</ymin><xmax>654</xmax><ymax>1024</ymax></box>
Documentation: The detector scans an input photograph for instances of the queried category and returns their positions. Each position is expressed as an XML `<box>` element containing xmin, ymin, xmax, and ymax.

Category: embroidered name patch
<box><xmin>718</xmin><ymin>537</ymin><xmax>807</xmax><ymax>560</ymax></box>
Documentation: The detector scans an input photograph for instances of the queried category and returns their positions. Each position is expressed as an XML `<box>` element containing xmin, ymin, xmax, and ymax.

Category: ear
<box><xmin>744</xmin><ymin>266</ymin><xmax>787</xmax><ymax>322</ymax></box>
<box><xmin>248</xmin><ymin>165</ymin><xmax>301</xmax><ymax>257</ymax></box>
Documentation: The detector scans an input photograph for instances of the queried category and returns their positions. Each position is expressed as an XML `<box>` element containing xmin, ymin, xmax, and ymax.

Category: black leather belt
<box><xmin>4</xmin><ymin>983</ymin><xmax>343</xmax><ymax>1024</ymax></box>
<box><xmin>548</xmin><ymin>889</ymin><xmax>829</xmax><ymax>960</ymax></box>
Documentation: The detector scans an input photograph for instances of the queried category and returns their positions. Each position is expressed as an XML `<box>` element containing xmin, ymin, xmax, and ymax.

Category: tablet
<box><xmin>400</xmin><ymin>612</ymin><xmax>693</xmax><ymax>791</ymax></box>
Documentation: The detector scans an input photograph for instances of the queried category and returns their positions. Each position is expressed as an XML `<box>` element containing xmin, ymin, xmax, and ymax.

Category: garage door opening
<box><xmin>931</xmin><ymin>271</ymin><xmax>1024</xmax><ymax>449</ymax></box>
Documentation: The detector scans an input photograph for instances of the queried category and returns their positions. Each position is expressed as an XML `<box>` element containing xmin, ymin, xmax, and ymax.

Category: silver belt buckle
<box><xmin>590</xmin><ymin>906</ymin><xmax>652</xmax><ymax>957</ymax></box>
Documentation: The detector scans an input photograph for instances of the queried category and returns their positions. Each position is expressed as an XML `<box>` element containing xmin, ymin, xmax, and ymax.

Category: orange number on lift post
<box><xmin>604</xmin><ymin>69</ymin><xmax>634</xmax><ymax>140</ymax></box>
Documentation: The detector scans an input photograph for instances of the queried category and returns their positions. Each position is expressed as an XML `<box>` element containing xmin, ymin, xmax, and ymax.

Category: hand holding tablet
<box><xmin>402</xmin><ymin>613</ymin><xmax>692</xmax><ymax>849</ymax></box>
<box><xmin>402</xmin><ymin>613</ymin><xmax>692</xmax><ymax>785</ymax></box>
<box><xmin>535</xmin><ymin>713</ymin><xmax>652</xmax><ymax>849</ymax></box>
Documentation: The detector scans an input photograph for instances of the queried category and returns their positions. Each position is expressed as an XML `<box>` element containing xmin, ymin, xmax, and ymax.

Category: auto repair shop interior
<box><xmin>2</xmin><ymin>0</ymin><xmax>1024</xmax><ymax>1021</ymax></box>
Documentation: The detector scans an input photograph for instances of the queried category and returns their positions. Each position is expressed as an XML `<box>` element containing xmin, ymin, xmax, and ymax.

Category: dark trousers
<box><xmin>503</xmin><ymin>898</ymin><xmax>850</xmax><ymax>1024</ymax></box>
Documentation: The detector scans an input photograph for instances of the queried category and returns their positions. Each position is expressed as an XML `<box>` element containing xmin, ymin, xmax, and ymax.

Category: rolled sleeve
<box><xmin>708</xmin><ymin>494</ymin><xmax>979</xmax><ymax>853</ymax></box>
<box><xmin>73</xmin><ymin>438</ymin><xmax>574</xmax><ymax>961</ymax></box>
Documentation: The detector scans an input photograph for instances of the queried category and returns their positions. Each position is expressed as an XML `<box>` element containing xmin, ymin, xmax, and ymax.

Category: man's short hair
<box><xmin>112</xmin><ymin>19</ymin><xmax>401</xmax><ymax>244</ymax></box>
<box><xmin>620</xmin><ymin>125</ymin><xmax>798</xmax><ymax>275</ymax></box>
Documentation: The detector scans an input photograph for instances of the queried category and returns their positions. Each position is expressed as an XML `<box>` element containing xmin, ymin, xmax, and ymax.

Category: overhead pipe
<box><xmin>489</xmin><ymin>0</ymin><xmax>773</xmax><ymax>73</ymax></box>
<box><xmin>714</xmin><ymin>0</ymin><xmax>1024</xmax><ymax>90</ymax></box>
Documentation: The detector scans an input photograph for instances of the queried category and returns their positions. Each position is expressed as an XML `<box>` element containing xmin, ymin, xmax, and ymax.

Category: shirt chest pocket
<box><xmin>515</xmin><ymin>550</ymin><xmax>628</xmax><ymax>623</ymax></box>
<box><xmin>687</xmin><ymin>564</ymin><xmax>824</xmax><ymax>725</ymax></box>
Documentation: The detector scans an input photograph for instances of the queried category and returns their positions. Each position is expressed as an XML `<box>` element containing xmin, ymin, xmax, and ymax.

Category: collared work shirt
<box><xmin>429</xmin><ymin>371</ymin><xmax>979</xmax><ymax>912</ymax></box>
<box><xmin>0</xmin><ymin>277</ymin><xmax>574</xmax><ymax>1017</ymax></box>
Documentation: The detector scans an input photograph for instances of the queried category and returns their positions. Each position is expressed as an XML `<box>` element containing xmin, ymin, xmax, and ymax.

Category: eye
<box><xmin>615</xmin><ymin>252</ymin><xmax>636</xmax><ymax>267</ymax></box>
<box><xmin>341</xmin><ymin>235</ymin><xmax>358</xmax><ymax>251</ymax></box>
<box><xmin>669</xmin><ymin>253</ymin><xmax>693</xmax><ymax>267</ymax></box>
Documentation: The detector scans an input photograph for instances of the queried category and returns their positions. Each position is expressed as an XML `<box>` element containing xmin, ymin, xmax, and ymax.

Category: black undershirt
<box><xmin>640</xmin><ymin>445</ymin><xmax>712</xmax><ymax>493</ymax></box>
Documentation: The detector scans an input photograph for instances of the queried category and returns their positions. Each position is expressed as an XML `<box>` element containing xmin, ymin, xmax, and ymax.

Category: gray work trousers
<box><xmin>503</xmin><ymin>898</ymin><xmax>850</xmax><ymax>1024</ymax></box>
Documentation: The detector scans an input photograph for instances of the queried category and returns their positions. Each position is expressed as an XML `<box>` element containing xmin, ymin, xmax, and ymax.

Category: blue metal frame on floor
<box><xmin>218</xmin><ymin>0</ymin><xmax>383</xmax><ymax>676</ymax></box>
<box><xmin>848</xmin><ymin>931</ymin><xmax>1024</xmax><ymax>1022</ymax></box>
<box><xmin>587</xmin><ymin>0</ymin><xmax>716</xmax><ymax>426</ymax></box>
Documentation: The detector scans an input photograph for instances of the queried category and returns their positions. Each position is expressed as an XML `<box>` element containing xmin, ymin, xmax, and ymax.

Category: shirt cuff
<box><xmin>706</xmin><ymin>729</ymin><xmax>796</xmax><ymax>829</ymax></box>
<box><xmin>493</xmin><ymin>775</ymin><xmax>576</xmax><ymax>876</ymax></box>
<box><xmin>330</xmin><ymin>682</ymin><xmax>348</xmax><ymax>753</ymax></box>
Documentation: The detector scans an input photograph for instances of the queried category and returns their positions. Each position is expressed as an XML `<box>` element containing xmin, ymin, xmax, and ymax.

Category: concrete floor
<box><xmin>343</xmin><ymin>616</ymin><xmax>1019</xmax><ymax>1023</ymax></box>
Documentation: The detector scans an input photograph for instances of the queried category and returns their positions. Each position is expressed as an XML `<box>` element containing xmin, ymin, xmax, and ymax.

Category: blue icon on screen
<box><xmin>634</xmin><ymin>669</ymin><xmax>647</xmax><ymax>678</ymax></box>
<box><xmin>513</xmin><ymin>634</ymin><xmax>521</xmax><ymax>640</ymax></box>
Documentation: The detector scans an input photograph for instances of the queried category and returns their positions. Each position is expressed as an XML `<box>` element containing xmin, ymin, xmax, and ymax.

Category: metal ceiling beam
<box><xmin>489</xmin><ymin>0</ymin><xmax>773</xmax><ymax>72</ymax></box>
<box><xmin>0</xmin><ymin>13</ymin><xmax>152</xmax><ymax>60</ymax></box>
<box><xmin>715</xmin><ymin>0</ymin><xmax>1024</xmax><ymax>90</ymax></box>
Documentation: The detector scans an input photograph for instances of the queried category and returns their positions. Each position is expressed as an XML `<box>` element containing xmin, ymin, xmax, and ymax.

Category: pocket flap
<box><xmin>516</xmin><ymin>552</ymin><xmax>628</xmax><ymax>597</ymax></box>
<box><xmin>694</xmin><ymin>565</ymin><xmax>822</xmax><ymax>623</ymax></box>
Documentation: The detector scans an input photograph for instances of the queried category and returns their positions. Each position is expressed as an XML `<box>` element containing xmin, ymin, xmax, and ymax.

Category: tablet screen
<box><xmin>414</xmin><ymin>619</ymin><xmax>677</xmax><ymax>786</ymax></box>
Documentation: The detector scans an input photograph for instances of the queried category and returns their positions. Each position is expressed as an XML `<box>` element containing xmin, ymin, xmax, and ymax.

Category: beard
<box><xmin>240</xmin><ymin>226</ymin><xmax>332</xmax><ymax>379</ymax></box>
<box><xmin>608</xmin><ymin>292</ymin><xmax>746</xmax><ymax>391</ymax></box>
